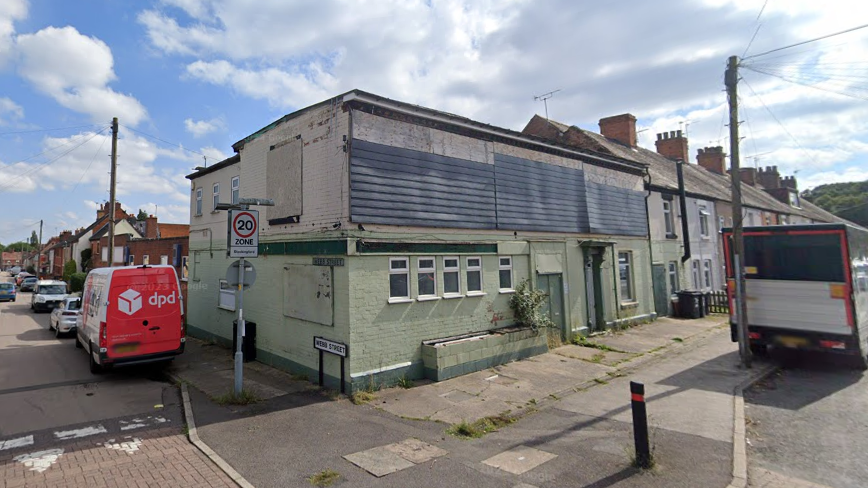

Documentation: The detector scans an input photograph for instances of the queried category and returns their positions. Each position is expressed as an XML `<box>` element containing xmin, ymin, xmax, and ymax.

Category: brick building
<box><xmin>2</xmin><ymin>251</ymin><xmax>23</xmax><ymax>270</ymax></box>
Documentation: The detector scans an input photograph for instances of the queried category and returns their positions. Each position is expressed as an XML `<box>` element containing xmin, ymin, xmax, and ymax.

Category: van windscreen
<box><xmin>39</xmin><ymin>285</ymin><xmax>67</xmax><ymax>294</ymax></box>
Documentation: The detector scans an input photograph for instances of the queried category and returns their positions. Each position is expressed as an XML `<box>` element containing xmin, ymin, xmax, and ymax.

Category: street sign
<box><xmin>314</xmin><ymin>336</ymin><xmax>348</xmax><ymax>357</ymax></box>
<box><xmin>226</xmin><ymin>260</ymin><xmax>257</xmax><ymax>289</ymax></box>
<box><xmin>228</xmin><ymin>209</ymin><xmax>259</xmax><ymax>258</ymax></box>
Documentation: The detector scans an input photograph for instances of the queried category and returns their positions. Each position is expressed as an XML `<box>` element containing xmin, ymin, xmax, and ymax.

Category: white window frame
<box><xmin>618</xmin><ymin>251</ymin><xmax>634</xmax><ymax>303</ymax></box>
<box><xmin>181</xmin><ymin>256</ymin><xmax>189</xmax><ymax>281</ymax></box>
<box><xmin>692</xmin><ymin>260</ymin><xmax>701</xmax><ymax>290</ymax></box>
<box><xmin>663</xmin><ymin>200</ymin><xmax>674</xmax><ymax>236</ymax></box>
<box><xmin>668</xmin><ymin>261</ymin><xmax>679</xmax><ymax>296</ymax></box>
<box><xmin>498</xmin><ymin>256</ymin><xmax>514</xmax><ymax>292</ymax></box>
<box><xmin>231</xmin><ymin>176</ymin><xmax>240</xmax><ymax>205</ymax></box>
<box><xmin>465</xmin><ymin>256</ymin><xmax>484</xmax><ymax>296</ymax></box>
<box><xmin>128</xmin><ymin>254</ymin><xmax>135</xmax><ymax>266</ymax></box>
<box><xmin>703</xmin><ymin>260</ymin><xmax>713</xmax><ymax>289</ymax></box>
<box><xmin>212</xmin><ymin>183</ymin><xmax>220</xmax><ymax>211</ymax></box>
<box><xmin>142</xmin><ymin>254</ymin><xmax>149</xmax><ymax>266</ymax></box>
<box><xmin>218</xmin><ymin>279</ymin><xmax>235</xmax><ymax>311</ymax></box>
<box><xmin>160</xmin><ymin>255</ymin><xmax>168</xmax><ymax>265</ymax></box>
<box><xmin>442</xmin><ymin>256</ymin><xmax>462</xmax><ymax>298</ymax></box>
<box><xmin>699</xmin><ymin>207</ymin><xmax>710</xmax><ymax>238</ymax></box>
<box><xmin>416</xmin><ymin>257</ymin><xmax>438</xmax><ymax>301</ymax></box>
<box><xmin>195</xmin><ymin>188</ymin><xmax>203</xmax><ymax>216</ymax></box>
<box><xmin>388</xmin><ymin>257</ymin><xmax>411</xmax><ymax>303</ymax></box>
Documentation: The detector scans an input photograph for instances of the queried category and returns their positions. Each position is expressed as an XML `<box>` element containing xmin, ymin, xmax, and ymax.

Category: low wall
<box><xmin>422</xmin><ymin>326</ymin><xmax>548</xmax><ymax>381</ymax></box>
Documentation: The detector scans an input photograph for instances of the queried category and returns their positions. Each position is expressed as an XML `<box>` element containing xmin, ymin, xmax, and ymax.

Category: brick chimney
<box><xmin>781</xmin><ymin>175</ymin><xmax>798</xmax><ymax>190</ymax></box>
<box><xmin>739</xmin><ymin>168</ymin><xmax>758</xmax><ymax>186</ymax></box>
<box><xmin>697</xmin><ymin>146</ymin><xmax>726</xmax><ymax>174</ymax></box>
<box><xmin>145</xmin><ymin>215</ymin><xmax>158</xmax><ymax>239</ymax></box>
<box><xmin>655</xmin><ymin>130</ymin><xmax>689</xmax><ymax>162</ymax></box>
<box><xmin>96</xmin><ymin>202</ymin><xmax>108</xmax><ymax>220</ymax></box>
<box><xmin>599</xmin><ymin>114</ymin><xmax>637</xmax><ymax>147</ymax></box>
<box><xmin>757</xmin><ymin>166</ymin><xmax>781</xmax><ymax>189</ymax></box>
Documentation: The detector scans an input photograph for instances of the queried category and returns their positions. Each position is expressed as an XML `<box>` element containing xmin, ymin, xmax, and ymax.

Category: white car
<box><xmin>31</xmin><ymin>280</ymin><xmax>69</xmax><ymax>313</ymax></box>
<box><xmin>49</xmin><ymin>297</ymin><xmax>81</xmax><ymax>337</ymax></box>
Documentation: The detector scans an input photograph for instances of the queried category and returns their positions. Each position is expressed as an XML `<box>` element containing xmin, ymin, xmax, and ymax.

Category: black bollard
<box><xmin>630</xmin><ymin>381</ymin><xmax>651</xmax><ymax>468</ymax></box>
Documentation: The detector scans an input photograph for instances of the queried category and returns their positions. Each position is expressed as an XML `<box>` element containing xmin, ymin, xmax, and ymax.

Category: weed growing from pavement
<box><xmin>528</xmin><ymin>398</ymin><xmax>537</xmax><ymax>405</ymax></box>
<box><xmin>213</xmin><ymin>389</ymin><xmax>260</xmax><ymax>406</ymax></box>
<box><xmin>572</xmin><ymin>335</ymin><xmax>626</xmax><ymax>353</ymax></box>
<box><xmin>590</xmin><ymin>352</ymin><xmax>605</xmax><ymax>363</ymax></box>
<box><xmin>350</xmin><ymin>391</ymin><xmax>375</xmax><ymax>405</ymax></box>
<box><xmin>593</xmin><ymin>377</ymin><xmax>609</xmax><ymax>385</ymax></box>
<box><xmin>446</xmin><ymin>413</ymin><xmax>516</xmax><ymax>439</ymax></box>
<box><xmin>290</xmin><ymin>373</ymin><xmax>309</xmax><ymax>382</ymax></box>
<box><xmin>624</xmin><ymin>415</ymin><xmax>659</xmax><ymax>470</ymax></box>
<box><xmin>672</xmin><ymin>337</ymin><xmax>684</xmax><ymax>342</ymax></box>
<box><xmin>308</xmin><ymin>469</ymin><xmax>341</xmax><ymax>487</ymax></box>
<box><xmin>396</xmin><ymin>376</ymin><xmax>415</xmax><ymax>389</ymax></box>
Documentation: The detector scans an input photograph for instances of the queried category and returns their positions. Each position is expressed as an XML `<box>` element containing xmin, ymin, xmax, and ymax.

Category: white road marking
<box><xmin>54</xmin><ymin>425</ymin><xmax>107</xmax><ymax>440</ymax></box>
<box><xmin>119</xmin><ymin>415</ymin><xmax>169</xmax><ymax>431</ymax></box>
<box><xmin>0</xmin><ymin>435</ymin><xmax>34</xmax><ymax>451</ymax></box>
<box><xmin>14</xmin><ymin>449</ymin><xmax>63</xmax><ymax>473</ymax></box>
<box><xmin>104</xmin><ymin>437</ymin><xmax>142</xmax><ymax>455</ymax></box>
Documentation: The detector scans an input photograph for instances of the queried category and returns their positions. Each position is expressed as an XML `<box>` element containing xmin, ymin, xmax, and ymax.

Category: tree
<box><xmin>80</xmin><ymin>248</ymin><xmax>93</xmax><ymax>272</ymax></box>
<box><xmin>137</xmin><ymin>209</ymin><xmax>148</xmax><ymax>221</ymax></box>
<box><xmin>5</xmin><ymin>241</ymin><xmax>35</xmax><ymax>252</ymax></box>
<box><xmin>70</xmin><ymin>273</ymin><xmax>87</xmax><ymax>293</ymax></box>
<box><xmin>0</xmin><ymin>243</ymin><xmax>5</xmax><ymax>253</ymax></box>
<box><xmin>802</xmin><ymin>179</ymin><xmax>868</xmax><ymax>227</ymax></box>
<box><xmin>63</xmin><ymin>260</ymin><xmax>77</xmax><ymax>283</ymax></box>
<box><xmin>29</xmin><ymin>231</ymin><xmax>39</xmax><ymax>246</ymax></box>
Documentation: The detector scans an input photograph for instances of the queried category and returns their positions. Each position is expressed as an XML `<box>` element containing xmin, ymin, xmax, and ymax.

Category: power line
<box><xmin>742</xmin><ymin>0</ymin><xmax>768</xmax><ymax>58</ymax></box>
<box><xmin>119</xmin><ymin>124</ymin><xmax>210</xmax><ymax>160</ymax></box>
<box><xmin>60</xmin><ymin>131</ymin><xmax>110</xmax><ymax>211</ymax></box>
<box><xmin>0</xmin><ymin>124</ymin><xmax>105</xmax><ymax>136</ymax></box>
<box><xmin>743</xmin><ymin>22</ymin><xmax>868</xmax><ymax>60</ymax></box>
<box><xmin>6</xmin><ymin>127</ymin><xmax>109</xmax><ymax>166</ymax></box>
<box><xmin>742</xmin><ymin>65</ymin><xmax>868</xmax><ymax>102</ymax></box>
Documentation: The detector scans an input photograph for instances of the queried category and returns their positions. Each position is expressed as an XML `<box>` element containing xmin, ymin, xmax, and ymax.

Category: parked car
<box><xmin>8</xmin><ymin>266</ymin><xmax>21</xmax><ymax>276</ymax></box>
<box><xmin>15</xmin><ymin>272</ymin><xmax>32</xmax><ymax>286</ymax></box>
<box><xmin>49</xmin><ymin>297</ymin><xmax>81</xmax><ymax>337</ymax></box>
<box><xmin>19</xmin><ymin>276</ymin><xmax>38</xmax><ymax>292</ymax></box>
<box><xmin>77</xmin><ymin>265</ymin><xmax>185</xmax><ymax>373</ymax></box>
<box><xmin>0</xmin><ymin>282</ymin><xmax>16</xmax><ymax>302</ymax></box>
<box><xmin>31</xmin><ymin>280</ymin><xmax>68</xmax><ymax>312</ymax></box>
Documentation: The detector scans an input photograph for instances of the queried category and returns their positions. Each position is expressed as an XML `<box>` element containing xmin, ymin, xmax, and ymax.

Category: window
<box><xmin>692</xmin><ymin>261</ymin><xmax>700</xmax><ymax>289</ymax></box>
<box><xmin>703</xmin><ymin>260</ymin><xmax>712</xmax><ymax>289</ymax></box>
<box><xmin>181</xmin><ymin>256</ymin><xmax>189</xmax><ymax>280</ymax></box>
<box><xmin>699</xmin><ymin>207</ymin><xmax>710</xmax><ymax>237</ymax></box>
<box><xmin>212</xmin><ymin>183</ymin><xmax>220</xmax><ymax>211</ymax></box>
<box><xmin>142</xmin><ymin>255</ymin><xmax>149</xmax><ymax>266</ymax></box>
<box><xmin>389</xmin><ymin>257</ymin><xmax>410</xmax><ymax>302</ymax></box>
<box><xmin>466</xmin><ymin>257</ymin><xmax>483</xmax><ymax>295</ymax></box>
<box><xmin>499</xmin><ymin>256</ymin><xmax>513</xmax><ymax>291</ymax></box>
<box><xmin>128</xmin><ymin>254</ymin><xmax>135</xmax><ymax>265</ymax></box>
<box><xmin>668</xmin><ymin>261</ymin><xmax>679</xmax><ymax>295</ymax></box>
<box><xmin>231</xmin><ymin>176</ymin><xmax>240</xmax><ymax>204</ymax></box>
<box><xmin>663</xmin><ymin>200</ymin><xmax>674</xmax><ymax>236</ymax></box>
<box><xmin>417</xmin><ymin>257</ymin><xmax>437</xmax><ymax>300</ymax></box>
<box><xmin>747</xmin><ymin>213</ymin><xmax>755</xmax><ymax>226</ymax></box>
<box><xmin>443</xmin><ymin>257</ymin><xmax>461</xmax><ymax>297</ymax></box>
<box><xmin>618</xmin><ymin>252</ymin><xmax>634</xmax><ymax>302</ymax></box>
<box><xmin>218</xmin><ymin>279</ymin><xmax>235</xmax><ymax>311</ymax></box>
<box><xmin>160</xmin><ymin>255</ymin><xmax>168</xmax><ymax>265</ymax></box>
<box><xmin>195</xmin><ymin>188</ymin><xmax>203</xmax><ymax>216</ymax></box>
<box><xmin>789</xmin><ymin>191</ymin><xmax>800</xmax><ymax>208</ymax></box>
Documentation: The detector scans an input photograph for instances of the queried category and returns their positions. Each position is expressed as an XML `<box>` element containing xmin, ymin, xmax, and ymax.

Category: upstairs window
<box><xmin>699</xmin><ymin>207</ymin><xmax>710</xmax><ymax>237</ymax></box>
<box><xmin>231</xmin><ymin>176</ymin><xmax>240</xmax><ymax>204</ymax></box>
<box><xmin>195</xmin><ymin>188</ymin><xmax>203</xmax><ymax>216</ymax></box>
<box><xmin>663</xmin><ymin>200</ymin><xmax>675</xmax><ymax>236</ymax></box>
<box><xmin>212</xmin><ymin>183</ymin><xmax>220</xmax><ymax>211</ymax></box>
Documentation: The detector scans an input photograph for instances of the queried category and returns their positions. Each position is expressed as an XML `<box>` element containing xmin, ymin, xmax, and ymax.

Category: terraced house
<box><xmin>186</xmin><ymin>90</ymin><xmax>656</xmax><ymax>391</ymax></box>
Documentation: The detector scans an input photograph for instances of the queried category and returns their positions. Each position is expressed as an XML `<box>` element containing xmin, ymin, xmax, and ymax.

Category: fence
<box><xmin>706</xmin><ymin>291</ymin><xmax>730</xmax><ymax>314</ymax></box>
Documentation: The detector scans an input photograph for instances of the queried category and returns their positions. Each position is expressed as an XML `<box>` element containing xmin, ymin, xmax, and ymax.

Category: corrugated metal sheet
<box><xmin>586</xmin><ymin>181</ymin><xmax>647</xmax><ymax>236</ymax></box>
<box><xmin>494</xmin><ymin>153</ymin><xmax>588</xmax><ymax>233</ymax></box>
<box><xmin>351</xmin><ymin>140</ymin><xmax>497</xmax><ymax>229</ymax></box>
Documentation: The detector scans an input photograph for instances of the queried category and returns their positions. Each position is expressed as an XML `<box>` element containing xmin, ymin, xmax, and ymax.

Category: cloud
<box><xmin>184</xmin><ymin>116</ymin><xmax>224</xmax><ymax>137</ymax></box>
<box><xmin>136</xmin><ymin>202</ymin><xmax>190</xmax><ymax>224</ymax></box>
<box><xmin>0</xmin><ymin>97</ymin><xmax>24</xmax><ymax>125</ymax></box>
<box><xmin>800</xmin><ymin>167</ymin><xmax>868</xmax><ymax>191</ymax></box>
<box><xmin>0</xmin><ymin>158</ymin><xmax>38</xmax><ymax>193</ymax></box>
<box><xmin>15</xmin><ymin>26</ymin><xmax>148</xmax><ymax>125</ymax></box>
<box><xmin>0</xmin><ymin>0</ymin><xmax>27</xmax><ymax>68</ymax></box>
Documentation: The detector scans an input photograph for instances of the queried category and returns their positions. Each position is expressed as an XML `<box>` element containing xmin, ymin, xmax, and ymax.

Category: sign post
<box><xmin>227</xmin><ymin>208</ymin><xmax>259</xmax><ymax>396</ymax></box>
<box><xmin>314</xmin><ymin>337</ymin><xmax>348</xmax><ymax>394</ymax></box>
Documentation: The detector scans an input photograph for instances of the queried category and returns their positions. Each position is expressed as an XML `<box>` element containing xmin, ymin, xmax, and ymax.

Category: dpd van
<box><xmin>76</xmin><ymin>265</ymin><xmax>185</xmax><ymax>373</ymax></box>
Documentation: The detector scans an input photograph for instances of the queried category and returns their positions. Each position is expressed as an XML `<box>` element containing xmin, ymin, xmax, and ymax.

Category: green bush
<box><xmin>80</xmin><ymin>249</ymin><xmax>93</xmax><ymax>272</ymax></box>
<box><xmin>26</xmin><ymin>265</ymin><xmax>35</xmax><ymax>274</ymax></box>
<box><xmin>63</xmin><ymin>260</ymin><xmax>77</xmax><ymax>283</ymax></box>
<box><xmin>508</xmin><ymin>279</ymin><xmax>554</xmax><ymax>330</ymax></box>
<box><xmin>70</xmin><ymin>273</ymin><xmax>87</xmax><ymax>293</ymax></box>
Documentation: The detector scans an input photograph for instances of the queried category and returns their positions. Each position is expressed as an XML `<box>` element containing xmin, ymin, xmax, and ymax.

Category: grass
<box><xmin>396</xmin><ymin>376</ymin><xmax>415</xmax><ymax>389</ymax></box>
<box><xmin>446</xmin><ymin>414</ymin><xmax>516</xmax><ymax>439</ymax></box>
<box><xmin>290</xmin><ymin>373</ymin><xmax>309</xmax><ymax>381</ymax></box>
<box><xmin>182</xmin><ymin>424</ymin><xmax>189</xmax><ymax>436</ymax></box>
<box><xmin>350</xmin><ymin>391</ymin><xmax>375</xmax><ymax>405</ymax></box>
<box><xmin>528</xmin><ymin>398</ymin><xmax>537</xmax><ymax>405</ymax></box>
<box><xmin>213</xmin><ymin>389</ymin><xmax>260</xmax><ymax>406</ymax></box>
<box><xmin>308</xmin><ymin>469</ymin><xmax>341</xmax><ymax>487</ymax></box>
<box><xmin>593</xmin><ymin>377</ymin><xmax>609</xmax><ymax>385</ymax></box>
<box><xmin>590</xmin><ymin>352</ymin><xmax>605</xmax><ymax>363</ymax></box>
<box><xmin>672</xmin><ymin>337</ymin><xmax>684</xmax><ymax>343</ymax></box>
<box><xmin>572</xmin><ymin>335</ymin><xmax>625</xmax><ymax>353</ymax></box>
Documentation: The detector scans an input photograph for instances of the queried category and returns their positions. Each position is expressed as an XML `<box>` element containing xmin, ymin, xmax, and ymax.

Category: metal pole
<box><xmin>725</xmin><ymin>55</ymin><xmax>752</xmax><ymax>368</ymax></box>
<box><xmin>36</xmin><ymin>220</ymin><xmax>43</xmax><ymax>279</ymax></box>
<box><xmin>234</xmin><ymin>256</ymin><xmax>245</xmax><ymax>396</ymax></box>
<box><xmin>108</xmin><ymin>117</ymin><xmax>118</xmax><ymax>267</ymax></box>
<box><xmin>630</xmin><ymin>381</ymin><xmax>651</xmax><ymax>469</ymax></box>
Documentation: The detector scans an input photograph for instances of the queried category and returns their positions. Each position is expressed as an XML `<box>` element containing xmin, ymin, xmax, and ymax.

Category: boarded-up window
<box><xmin>267</xmin><ymin>139</ymin><xmax>303</xmax><ymax>223</ymax></box>
<box><xmin>283</xmin><ymin>264</ymin><xmax>333</xmax><ymax>326</ymax></box>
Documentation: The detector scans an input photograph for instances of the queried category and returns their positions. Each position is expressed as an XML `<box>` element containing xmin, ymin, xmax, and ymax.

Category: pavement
<box><xmin>169</xmin><ymin>314</ymin><xmax>772</xmax><ymax>488</ymax></box>
<box><xmin>745</xmin><ymin>349</ymin><xmax>868</xmax><ymax>488</ymax></box>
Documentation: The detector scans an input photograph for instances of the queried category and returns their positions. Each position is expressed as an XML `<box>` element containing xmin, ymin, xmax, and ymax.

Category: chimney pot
<box><xmin>598</xmin><ymin>114</ymin><xmax>638</xmax><ymax>147</ymax></box>
<box><xmin>657</xmin><ymin>133</ymin><xmax>663</xmax><ymax>141</ymax></box>
<box><xmin>656</xmin><ymin>128</ymin><xmax>690</xmax><ymax>162</ymax></box>
<box><xmin>669</xmin><ymin>130</ymin><xmax>676</xmax><ymax>138</ymax></box>
<box><xmin>676</xmin><ymin>129</ymin><xmax>682</xmax><ymax>137</ymax></box>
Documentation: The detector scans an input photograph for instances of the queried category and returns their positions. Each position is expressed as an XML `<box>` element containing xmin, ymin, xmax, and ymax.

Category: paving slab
<box><xmin>553</xmin><ymin>344</ymin><xmax>635</xmax><ymax>366</ymax></box>
<box><xmin>382</xmin><ymin>438</ymin><xmax>448</xmax><ymax>464</ymax></box>
<box><xmin>482</xmin><ymin>445</ymin><xmax>557</xmax><ymax>475</ymax></box>
<box><xmin>343</xmin><ymin>445</ymin><xmax>415</xmax><ymax>477</ymax></box>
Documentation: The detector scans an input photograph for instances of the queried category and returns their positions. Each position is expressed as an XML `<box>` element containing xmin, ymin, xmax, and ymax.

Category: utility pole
<box><xmin>725</xmin><ymin>55</ymin><xmax>752</xmax><ymax>368</ymax></box>
<box><xmin>36</xmin><ymin>220</ymin><xmax>42</xmax><ymax>279</ymax></box>
<box><xmin>108</xmin><ymin>117</ymin><xmax>118</xmax><ymax>267</ymax></box>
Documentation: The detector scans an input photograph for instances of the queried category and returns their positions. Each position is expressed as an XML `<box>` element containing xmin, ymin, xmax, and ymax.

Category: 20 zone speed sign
<box><xmin>228</xmin><ymin>209</ymin><xmax>259</xmax><ymax>258</ymax></box>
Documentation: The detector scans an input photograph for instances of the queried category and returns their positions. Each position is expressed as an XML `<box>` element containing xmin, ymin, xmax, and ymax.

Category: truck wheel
<box><xmin>89</xmin><ymin>342</ymin><xmax>103</xmax><ymax>374</ymax></box>
<box><xmin>749</xmin><ymin>343</ymin><xmax>768</xmax><ymax>357</ymax></box>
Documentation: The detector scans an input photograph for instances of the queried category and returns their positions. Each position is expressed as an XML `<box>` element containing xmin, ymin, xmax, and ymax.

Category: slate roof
<box><xmin>89</xmin><ymin>217</ymin><xmax>141</xmax><ymax>241</ymax></box>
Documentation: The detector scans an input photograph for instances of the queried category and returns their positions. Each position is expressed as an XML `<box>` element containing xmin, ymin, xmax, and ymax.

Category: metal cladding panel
<box><xmin>585</xmin><ymin>181</ymin><xmax>648</xmax><ymax>236</ymax></box>
<box><xmin>266</xmin><ymin>139</ymin><xmax>303</xmax><ymax>222</ymax></box>
<box><xmin>745</xmin><ymin>279</ymin><xmax>851</xmax><ymax>335</ymax></box>
<box><xmin>350</xmin><ymin>139</ymin><xmax>496</xmax><ymax>229</ymax></box>
<box><xmin>493</xmin><ymin>153</ymin><xmax>588</xmax><ymax>233</ymax></box>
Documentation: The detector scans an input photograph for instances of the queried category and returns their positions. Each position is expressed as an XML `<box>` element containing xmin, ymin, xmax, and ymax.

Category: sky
<box><xmin>1</xmin><ymin>0</ymin><xmax>867</xmax><ymax>244</ymax></box>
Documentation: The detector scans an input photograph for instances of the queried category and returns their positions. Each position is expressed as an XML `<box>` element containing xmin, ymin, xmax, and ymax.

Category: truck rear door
<box><xmin>107</xmin><ymin>267</ymin><xmax>182</xmax><ymax>358</ymax></box>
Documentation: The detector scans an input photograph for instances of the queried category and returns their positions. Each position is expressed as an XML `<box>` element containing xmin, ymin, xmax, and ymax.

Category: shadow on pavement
<box><xmin>656</xmin><ymin>350</ymin><xmax>747</xmax><ymax>394</ymax></box>
<box><xmin>745</xmin><ymin>347</ymin><xmax>864</xmax><ymax>410</ymax></box>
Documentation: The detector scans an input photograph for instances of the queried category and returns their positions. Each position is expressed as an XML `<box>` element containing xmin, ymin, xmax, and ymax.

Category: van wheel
<box><xmin>89</xmin><ymin>342</ymin><xmax>103</xmax><ymax>374</ymax></box>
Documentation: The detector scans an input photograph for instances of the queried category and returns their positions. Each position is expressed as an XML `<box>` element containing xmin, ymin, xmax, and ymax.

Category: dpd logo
<box><xmin>149</xmin><ymin>291</ymin><xmax>177</xmax><ymax>308</ymax></box>
<box><xmin>118</xmin><ymin>289</ymin><xmax>143</xmax><ymax>316</ymax></box>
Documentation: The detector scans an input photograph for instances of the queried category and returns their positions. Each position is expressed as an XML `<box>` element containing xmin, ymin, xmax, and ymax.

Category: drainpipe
<box><xmin>676</xmin><ymin>159</ymin><xmax>691</xmax><ymax>263</ymax></box>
